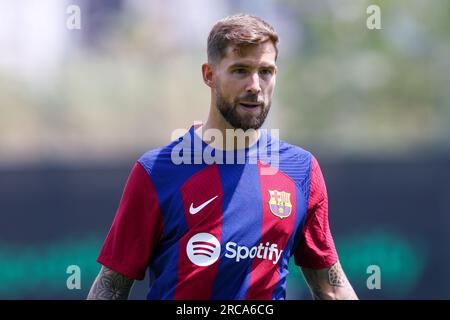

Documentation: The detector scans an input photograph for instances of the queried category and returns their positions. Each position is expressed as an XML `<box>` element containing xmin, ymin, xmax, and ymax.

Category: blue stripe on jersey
<box><xmin>271</xmin><ymin>137</ymin><xmax>312</xmax><ymax>300</ymax></box>
<box><xmin>273</xmin><ymin>252</ymin><xmax>289</xmax><ymax>299</ymax></box>
<box><xmin>272</xmin><ymin>185</ymin><xmax>305</xmax><ymax>299</ymax></box>
<box><xmin>211</xmin><ymin>163</ymin><xmax>263</xmax><ymax>299</ymax></box>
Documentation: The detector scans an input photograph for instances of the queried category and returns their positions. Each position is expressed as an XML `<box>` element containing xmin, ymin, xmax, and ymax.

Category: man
<box><xmin>88</xmin><ymin>14</ymin><xmax>358</xmax><ymax>300</ymax></box>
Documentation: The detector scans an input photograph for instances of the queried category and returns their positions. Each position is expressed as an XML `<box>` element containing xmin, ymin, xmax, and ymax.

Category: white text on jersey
<box><xmin>225</xmin><ymin>242</ymin><xmax>283</xmax><ymax>265</ymax></box>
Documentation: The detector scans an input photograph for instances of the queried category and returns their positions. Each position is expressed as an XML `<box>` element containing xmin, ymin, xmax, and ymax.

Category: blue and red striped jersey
<box><xmin>97</xmin><ymin>127</ymin><xmax>338</xmax><ymax>300</ymax></box>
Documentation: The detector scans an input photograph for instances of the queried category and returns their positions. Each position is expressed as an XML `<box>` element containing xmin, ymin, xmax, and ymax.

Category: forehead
<box><xmin>220</xmin><ymin>41</ymin><xmax>277</xmax><ymax>68</ymax></box>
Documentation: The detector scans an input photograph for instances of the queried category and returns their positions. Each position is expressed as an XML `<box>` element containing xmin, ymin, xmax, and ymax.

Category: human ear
<box><xmin>201</xmin><ymin>63</ymin><xmax>215</xmax><ymax>88</ymax></box>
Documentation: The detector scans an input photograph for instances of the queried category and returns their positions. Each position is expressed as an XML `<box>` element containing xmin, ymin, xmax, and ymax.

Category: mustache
<box><xmin>236</xmin><ymin>94</ymin><xmax>264</xmax><ymax>104</ymax></box>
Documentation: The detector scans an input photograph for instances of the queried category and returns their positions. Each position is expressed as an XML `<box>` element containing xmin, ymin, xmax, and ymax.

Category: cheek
<box><xmin>220</xmin><ymin>80</ymin><xmax>241</xmax><ymax>99</ymax></box>
<box><xmin>264</xmin><ymin>81</ymin><xmax>275</xmax><ymax>98</ymax></box>
<box><xmin>267</xmin><ymin>77</ymin><xmax>276</xmax><ymax>97</ymax></box>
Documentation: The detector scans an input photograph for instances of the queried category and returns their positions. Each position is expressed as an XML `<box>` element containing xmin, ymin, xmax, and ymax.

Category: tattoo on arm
<box><xmin>301</xmin><ymin>261</ymin><xmax>358</xmax><ymax>300</ymax></box>
<box><xmin>328</xmin><ymin>262</ymin><xmax>346</xmax><ymax>287</ymax></box>
<box><xmin>87</xmin><ymin>266</ymin><xmax>134</xmax><ymax>300</ymax></box>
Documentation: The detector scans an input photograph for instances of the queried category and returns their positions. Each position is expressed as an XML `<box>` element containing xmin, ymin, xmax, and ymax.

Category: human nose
<box><xmin>245</xmin><ymin>72</ymin><xmax>261</xmax><ymax>95</ymax></box>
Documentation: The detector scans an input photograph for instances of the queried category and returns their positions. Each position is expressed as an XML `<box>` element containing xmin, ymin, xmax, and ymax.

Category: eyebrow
<box><xmin>228</xmin><ymin>63</ymin><xmax>276</xmax><ymax>70</ymax></box>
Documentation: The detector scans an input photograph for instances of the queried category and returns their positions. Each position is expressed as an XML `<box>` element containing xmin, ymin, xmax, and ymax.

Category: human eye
<box><xmin>259</xmin><ymin>68</ymin><xmax>274</xmax><ymax>76</ymax></box>
<box><xmin>232</xmin><ymin>67</ymin><xmax>248</xmax><ymax>74</ymax></box>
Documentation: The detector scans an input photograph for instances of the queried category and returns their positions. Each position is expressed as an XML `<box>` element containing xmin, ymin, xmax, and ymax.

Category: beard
<box><xmin>215</xmin><ymin>86</ymin><xmax>271</xmax><ymax>131</ymax></box>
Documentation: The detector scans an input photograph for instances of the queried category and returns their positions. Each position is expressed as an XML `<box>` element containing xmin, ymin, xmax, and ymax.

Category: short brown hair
<box><xmin>207</xmin><ymin>14</ymin><xmax>279</xmax><ymax>64</ymax></box>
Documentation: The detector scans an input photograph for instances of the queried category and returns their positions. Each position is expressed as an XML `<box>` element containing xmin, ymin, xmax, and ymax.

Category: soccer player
<box><xmin>87</xmin><ymin>14</ymin><xmax>358</xmax><ymax>300</ymax></box>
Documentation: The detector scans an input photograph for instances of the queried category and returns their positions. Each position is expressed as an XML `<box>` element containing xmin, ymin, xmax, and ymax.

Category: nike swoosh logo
<box><xmin>189</xmin><ymin>195</ymin><xmax>218</xmax><ymax>215</ymax></box>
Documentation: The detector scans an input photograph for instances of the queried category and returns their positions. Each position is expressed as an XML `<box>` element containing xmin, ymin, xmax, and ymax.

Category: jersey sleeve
<box><xmin>97</xmin><ymin>161</ymin><xmax>164</xmax><ymax>280</ymax></box>
<box><xmin>293</xmin><ymin>155</ymin><xmax>338</xmax><ymax>269</ymax></box>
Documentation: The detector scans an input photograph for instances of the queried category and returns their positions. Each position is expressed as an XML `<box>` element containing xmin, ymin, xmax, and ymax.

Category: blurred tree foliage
<box><xmin>1</xmin><ymin>0</ymin><xmax>449</xmax><ymax>164</ymax></box>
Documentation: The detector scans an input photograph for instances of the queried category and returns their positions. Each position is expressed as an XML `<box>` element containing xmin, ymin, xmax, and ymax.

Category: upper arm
<box><xmin>294</xmin><ymin>156</ymin><xmax>357</xmax><ymax>299</ymax></box>
<box><xmin>97</xmin><ymin>161</ymin><xmax>164</xmax><ymax>280</ymax></box>
<box><xmin>87</xmin><ymin>266</ymin><xmax>135</xmax><ymax>300</ymax></box>
<box><xmin>301</xmin><ymin>261</ymin><xmax>358</xmax><ymax>300</ymax></box>
<box><xmin>294</xmin><ymin>155</ymin><xmax>338</xmax><ymax>269</ymax></box>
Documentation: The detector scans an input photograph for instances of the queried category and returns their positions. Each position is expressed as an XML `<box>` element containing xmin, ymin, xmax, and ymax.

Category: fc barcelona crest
<box><xmin>268</xmin><ymin>190</ymin><xmax>292</xmax><ymax>219</ymax></box>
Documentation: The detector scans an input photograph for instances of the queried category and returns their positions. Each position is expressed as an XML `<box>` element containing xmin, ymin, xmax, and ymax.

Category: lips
<box><xmin>239</xmin><ymin>102</ymin><xmax>262</xmax><ymax>108</ymax></box>
<box><xmin>238</xmin><ymin>103</ymin><xmax>262</xmax><ymax>114</ymax></box>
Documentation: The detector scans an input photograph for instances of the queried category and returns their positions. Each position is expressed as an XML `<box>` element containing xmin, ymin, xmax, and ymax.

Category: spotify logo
<box><xmin>186</xmin><ymin>233</ymin><xmax>221</xmax><ymax>267</ymax></box>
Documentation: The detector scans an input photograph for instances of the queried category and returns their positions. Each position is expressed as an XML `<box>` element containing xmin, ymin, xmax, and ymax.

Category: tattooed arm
<box><xmin>87</xmin><ymin>266</ymin><xmax>134</xmax><ymax>300</ymax></box>
<box><xmin>301</xmin><ymin>261</ymin><xmax>358</xmax><ymax>300</ymax></box>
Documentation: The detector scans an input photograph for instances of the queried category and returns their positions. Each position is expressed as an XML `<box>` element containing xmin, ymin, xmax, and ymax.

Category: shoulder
<box><xmin>137</xmin><ymin>138</ymin><xmax>181</xmax><ymax>176</ymax></box>
<box><xmin>278</xmin><ymin>138</ymin><xmax>312</xmax><ymax>162</ymax></box>
<box><xmin>270</xmin><ymin>134</ymin><xmax>314</xmax><ymax>174</ymax></box>
<box><xmin>267</xmin><ymin>134</ymin><xmax>325</xmax><ymax>197</ymax></box>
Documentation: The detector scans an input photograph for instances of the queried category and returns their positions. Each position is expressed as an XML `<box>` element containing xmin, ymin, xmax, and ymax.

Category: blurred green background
<box><xmin>0</xmin><ymin>0</ymin><xmax>449</xmax><ymax>299</ymax></box>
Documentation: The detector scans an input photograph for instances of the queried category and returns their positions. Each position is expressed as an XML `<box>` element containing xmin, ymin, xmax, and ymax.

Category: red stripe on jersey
<box><xmin>174</xmin><ymin>164</ymin><xmax>223</xmax><ymax>299</ymax></box>
<box><xmin>246</xmin><ymin>161</ymin><xmax>297</xmax><ymax>299</ymax></box>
